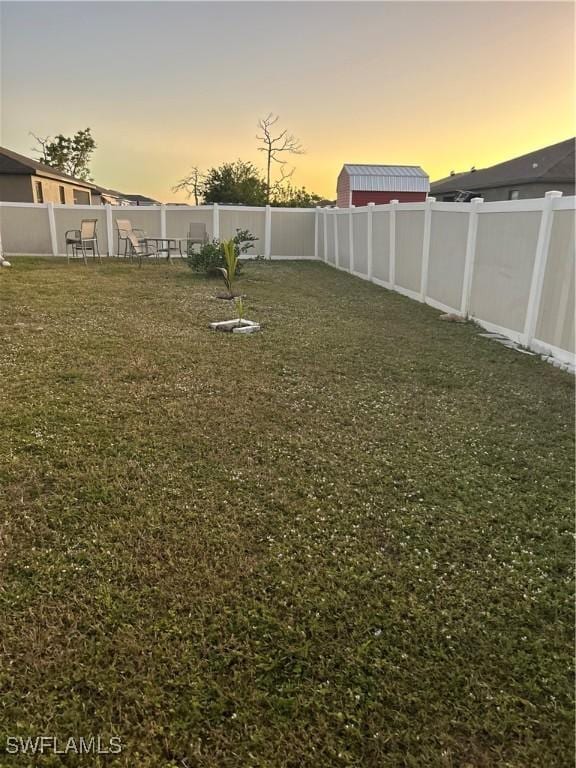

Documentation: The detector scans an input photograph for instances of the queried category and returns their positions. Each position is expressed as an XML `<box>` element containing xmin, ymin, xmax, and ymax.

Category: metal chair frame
<box><xmin>116</xmin><ymin>219</ymin><xmax>146</xmax><ymax>258</ymax></box>
<box><xmin>124</xmin><ymin>232</ymin><xmax>158</xmax><ymax>267</ymax></box>
<box><xmin>65</xmin><ymin>219</ymin><xmax>100</xmax><ymax>264</ymax></box>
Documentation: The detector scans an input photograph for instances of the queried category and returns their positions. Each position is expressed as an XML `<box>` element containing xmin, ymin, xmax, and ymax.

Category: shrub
<box><xmin>186</xmin><ymin>229</ymin><xmax>258</xmax><ymax>275</ymax></box>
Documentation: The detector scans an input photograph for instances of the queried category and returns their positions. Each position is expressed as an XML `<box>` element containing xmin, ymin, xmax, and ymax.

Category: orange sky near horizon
<box><xmin>1</xmin><ymin>1</ymin><xmax>574</xmax><ymax>202</ymax></box>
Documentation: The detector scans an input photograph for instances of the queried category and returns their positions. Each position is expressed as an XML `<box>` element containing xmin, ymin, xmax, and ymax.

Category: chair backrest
<box><xmin>80</xmin><ymin>219</ymin><xmax>98</xmax><ymax>239</ymax></box>
<box><xmin>126</xmin><ymin>231</ymin><xmax>141</xmax><ymax>253</ymax></box>
<box><xmin>116</xmin><ymin>219</ymin><xmax>133</xmax><ymax>238</ymax></box>
<box><xmin>188</xmin><ymin>222</ymin><xmax>208</xmax><ymax>244</ymax></box>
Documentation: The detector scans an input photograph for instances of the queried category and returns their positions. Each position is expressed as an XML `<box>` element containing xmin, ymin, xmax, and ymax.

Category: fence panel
<box><xmin>352</xmin><ymin>210</ymin><xmax>368</xmax><ymax>275</ymax></box>
<box><xmin>54</xmin><ymin>207</ymin><xmax>108</xmax><ymax>256</ymax></box>
<box><xmin>427</xmin><ymin>210</ymin><xmax>469</xmax><ymax>312</ymax></box>
<box><xmin>470</xmin><ymin>211</ymin><xmax>541</xmax><ymax>335</ymax></box>
<box><xmin>219</xmin><ymin>209</ymin><xmax>266</xmax><ymax>256</ymax></box>
<box><xmin>165</xmin><ymin>207</ymin><xmax>213</xmax><ymax>242</ymax></box>
<box><xmin>326</xmin><ymin>212</ymin><xmax>336</xmax><ymax>265</ymax></box>
<box><xmin>270</xmin><ymin>210</ymin><xmax>315</xmax><ymax>258</ymax></box>
<box><xmin>317</xmin><ymin>210</ymin><xmax>324</xmax><ymax>260</ymax></box>
<box><xmin>372</xmin><ymin>209</ymin><xmax>390</xmax><ymax>283</ymax></box>
<box><xmin>0</xmin><ymin>205</ymin><xmax>51</xmax><ymax>254</ymax></box>
<box><xmin>336</xmin><ymin>213</ymin><xmax>350</xmax><ymax>270</ymax></box>
<box><xmin>111</xmin><ymin>208</ymin><xmax>162</xmax><ymax>255</ymax></box>
<box><xmin>535</xmin><ymin>209</ymin><xmax>575</xmax><ymax>354</ymax></box>
<box><xmin>395</xmin><ymin>210</ymin><xmax>424</xmax><ymax>294</ymax></box>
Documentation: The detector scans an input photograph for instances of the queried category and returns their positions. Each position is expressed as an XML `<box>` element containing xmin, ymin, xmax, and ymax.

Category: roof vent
<box><xmin>450</xmin><ymin>170</ymin><xmax>455</xmax><ymax>176</ymax></box>
<box><xmin>470</xmin><ymin>166</ymin><xmax>476</xmax><ymax>172</ymax></box>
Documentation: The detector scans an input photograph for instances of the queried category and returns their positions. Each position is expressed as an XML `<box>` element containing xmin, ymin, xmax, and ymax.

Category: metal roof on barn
<box><xmin>341</xmin><ymin>164</ymin><xmax>429</xmax><ymax>193</ymax></box>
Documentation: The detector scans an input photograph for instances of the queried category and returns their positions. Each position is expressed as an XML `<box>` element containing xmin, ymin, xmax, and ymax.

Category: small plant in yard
<box><xmin>235</xmin><ymin>295</ymin><xmax>244</xmax><ymax>322</ymax></box>
<box><xmin>186</xmin><ymin>228</ymin><xmax>258</xmax><ymax>277</ymax></box>
<box><xmin>209</xmin><ymin>263</ymin><xmax>260</xmax><ymax>333</ymax></box>
<box><xmin>186</xmin><ymin>238</ymin><xmax>224</xmax><ymax>275</ymax></box>
<box><xmin>218</xmin><ymin>238</ymin><xmax>239</xmax><ymax>298</ymax></box>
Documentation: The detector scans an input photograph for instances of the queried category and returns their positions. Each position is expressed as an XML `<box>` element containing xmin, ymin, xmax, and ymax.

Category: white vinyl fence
<box><xmin>319</xmin><ymin>193</ymin><xmax>575</xmax><ymax>368</ymax></box>
<box><xmin>1</xmin><ymin>194</ymin><xmax>574</xmax><ymax>367</ymax></box>
<box><xmin>0</xmin><ymin>202</ymin><xmax>316</xmax><ymax>261</ymax></box>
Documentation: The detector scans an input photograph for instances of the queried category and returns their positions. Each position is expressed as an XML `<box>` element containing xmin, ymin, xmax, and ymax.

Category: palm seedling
<box><xmin>218</xmin><ymin>239</ymin><xmax>239</xmax><ymax>298</ymax></box>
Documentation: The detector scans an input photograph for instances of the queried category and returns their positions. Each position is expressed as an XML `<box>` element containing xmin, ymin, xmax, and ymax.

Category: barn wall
<box><xmin>336</xmin><ymin>170</ymin><xmax>350</xmax><ymax>208</ymax></box>
<box><xmin>351</xmin><ymin>191</ymin><xmax>427</xmax><ymax>206</ymax></box>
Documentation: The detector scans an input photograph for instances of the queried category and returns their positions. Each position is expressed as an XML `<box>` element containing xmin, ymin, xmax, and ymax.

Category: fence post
<box><xmin>323</xmin><ymin>209</ymin><xmax>328</xmax><ymax>262</ymax></box>
<box><xmin>460</xmin><ymin>197</ymin><xmax>483</xmax><ymax>316</ymax></box>
<box><xmin>367</xmin><ymin>202</ymin><xmax>374</xmax><ymax>280</ymax></box>
<box><xmin>265</xmin><ymin>205</ymin><xmax>272</xmax><ymax>258</ymax></box>
<box><xmin>349</xmin><ymin>205</ymin><xmax>355</xmax><ymax>273</ymax></box>
<box><xmin>160</xmin><ymin>204</ymin><xmax>167</xmax><ymax>240</ymax></box>
<box><xmin>389</xmin><ymin>200</ymin><xmax>398</xmax><ymax>287</ymax></box>
<box><xmin>47</xmin><ymin>203</ymin><xmax>57</xmax><ymax>256</ymax></box>
<box><xmin>334</xmin><ymin>207</ymin><xmax>339</xmax><ymax>268</ymax></box>
<box><xmin>420</xmin><ymin>196</ymin><xmax>435</xmax><ymax>301</ymax></box>
<box><xmin>105</xmin><ymin>203</ymin><xmax>114</xmax><ymax>257</ymax></box>
<box><xmin>523</xmin><ymin>190</ymin><xmax>562</xmax><ymax>348</ymax></box>
<box><xmin>314</xmin><ymin>206</ymin><xmax>319</xmax><ymax>260</ymax></box>
<box><xmin>212</xmin><ymin>204</ymin><xmax>220</xmax><ymax>240</ymax></box>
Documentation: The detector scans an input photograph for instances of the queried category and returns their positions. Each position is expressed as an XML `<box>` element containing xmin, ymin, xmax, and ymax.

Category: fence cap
<box><xmin>545</xmin><ymin>190</ymin><xmax>563</xmax><ymax>198</ymax></box>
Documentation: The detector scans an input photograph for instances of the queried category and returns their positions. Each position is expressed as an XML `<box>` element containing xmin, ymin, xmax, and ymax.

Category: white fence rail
<box><xmin>1</xmin><ymin>195</ymin><xmax>574</xmax><ymax>366</ymax></box>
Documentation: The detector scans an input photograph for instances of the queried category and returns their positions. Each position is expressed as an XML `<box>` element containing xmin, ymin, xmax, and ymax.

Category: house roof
<box><xmin>430</xmin><ymin>138</ymin><xmax>575</xmax><ymax>195</ymax></box>
<box><xmin>340</xmin><ymin>164</ymin><xmax>429</xmax><ymax>193</ymax></box>
<box><xmin>0</xmin><ymin>145</ymin><xmax>97</xmax><ymax>189</ymax></box>
<box><xmin>121</xmin><ymin>194</ymin><xmax>161</xmax><ymax>205</ymax></box>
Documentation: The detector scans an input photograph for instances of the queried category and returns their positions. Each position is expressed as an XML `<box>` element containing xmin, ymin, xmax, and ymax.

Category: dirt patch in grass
<box><xmin>0</xmin><ymin>258</ymin><xmax>573</xmax><ymax>767</ymax></box>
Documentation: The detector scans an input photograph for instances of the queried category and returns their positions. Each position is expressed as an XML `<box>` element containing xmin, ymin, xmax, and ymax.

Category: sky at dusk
<box><xmin>1</xmin><ymin>1</ymin><xmax>574</xmax><ymax>202</ymax></box>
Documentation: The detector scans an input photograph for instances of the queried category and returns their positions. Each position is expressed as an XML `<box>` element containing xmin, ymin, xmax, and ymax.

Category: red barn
<box><xmin>336</xmin><ymin>164</ymin><xmax>430</xmax><ymax>207</ymax></box>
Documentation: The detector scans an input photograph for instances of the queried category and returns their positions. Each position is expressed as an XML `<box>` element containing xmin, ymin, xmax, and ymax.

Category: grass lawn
<box><xmin>0</xmin><ymin>258</ymin><xmax>573</xmax><ymax>768</ymax></box>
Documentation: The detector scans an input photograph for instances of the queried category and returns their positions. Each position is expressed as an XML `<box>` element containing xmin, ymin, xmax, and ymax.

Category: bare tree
<box><xmin>257</xmin><ymin>114</ymin><xmax>304</xmax><ymax>204</ymax></box>
<box><xmin>172</xmin><ymin>166</ymin><xmax>205</xmax><ymax>206</ymax></box>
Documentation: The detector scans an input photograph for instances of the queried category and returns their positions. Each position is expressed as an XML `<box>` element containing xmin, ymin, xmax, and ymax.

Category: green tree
<box><xmin>271</xmin><ymin>183</ymin><xmax>322</xmax><ymax>208</ymax></box>
<box><xmin>32</xmin><ymin>128</ymin><xmax>96</xmax><ymax>180</ymax></box>
<box><xmin>202</xmin><ymin>160</ymin><xmax>267</xmax><ymax>206</ymax></box>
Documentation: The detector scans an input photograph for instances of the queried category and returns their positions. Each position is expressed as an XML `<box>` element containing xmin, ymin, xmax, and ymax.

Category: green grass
<box><xmin>0</xmin><ymin>258</ymin><xmax>573</xmax><ymax>768</ymax></box>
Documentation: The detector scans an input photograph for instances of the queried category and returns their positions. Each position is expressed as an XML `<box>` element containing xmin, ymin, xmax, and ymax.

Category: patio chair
<box><xmin>65</xmin><ymin>219</ymin><xmax>100</xmax><ymax>264</ymax></box>
<box><xmin>187</xmin><ymin>222</ymin><xmax>208</xmax><ymax>252</ymax></box>
<box><xmin>116</xmin><ymin>219</ymin><xmax>146</xmax><ymax>258</ymax></box>
<box><xmin>124</xmin><ymin>231</ymin><xmax>158</xmax><ymax>267</ymax></box>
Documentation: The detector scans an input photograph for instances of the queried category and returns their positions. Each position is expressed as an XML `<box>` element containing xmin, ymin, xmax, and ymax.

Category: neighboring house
<box><xmin>430</xmin><ymin>138</ymin><xmax>575</xmax><ymax>201</ymax></box>
<box><xmin>89</xmin><ymin>187</ymin><xmax>161</xmax><ymax>206</ymax></box>
<box><xmin>89</xmin><ymin>185</ymin><xmax>132</xmax><ymax>206</ymax></box>
<box><xmin>336</xmin><ymin>164</ymin><xmax>429</xmax><ymax>207</ymax></box>
<box><xmin>0</xmin><ymin>146</ymin><xmax>161</xmax><ymax>207</ymax></box>
<box><xmin>0</xmin><ymin>146</ymin><xmax>96</xmax><ymax>204</ymax></box>
<box><xmin>121</xmin><ymin>194</ymin><xmax>161</xmax><ymax>206</ymax></box>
